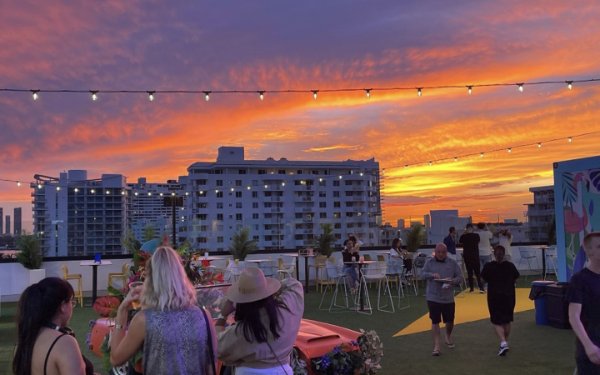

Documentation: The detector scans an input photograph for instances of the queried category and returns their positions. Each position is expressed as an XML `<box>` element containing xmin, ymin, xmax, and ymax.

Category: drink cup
<box><xmin>128</xmin><ymin>281</ymin><xmax>144</xmax><ymax>309</ymax></box>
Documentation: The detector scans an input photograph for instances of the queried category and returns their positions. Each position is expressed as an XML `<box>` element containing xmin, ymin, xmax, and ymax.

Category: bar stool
<box><xmin>62</xmin><ymin>265</ymin><xmax>84</xmax><ymax>307</ymax></box>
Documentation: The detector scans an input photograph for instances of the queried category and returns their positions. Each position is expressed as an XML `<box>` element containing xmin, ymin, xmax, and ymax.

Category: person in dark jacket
<box><xmin>443</xmin><ymin>227</ymin><xmax>457</xmax><ymax>257</ymax></box>
<box><xmin>481</xmin><ymin>245</ymin><xmax>520</xmax><ymax>356</ymax></box>
<box><xmin>459</xmin><ymin>223</ymin><xmax>484</xmax><ymax>293</ymax></box>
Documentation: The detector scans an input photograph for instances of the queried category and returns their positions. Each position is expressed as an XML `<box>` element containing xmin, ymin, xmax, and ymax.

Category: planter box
<box><xmin>28</xmin><ymin>268</ymin><xmax>46</xmax><ymax>285</ymax></box>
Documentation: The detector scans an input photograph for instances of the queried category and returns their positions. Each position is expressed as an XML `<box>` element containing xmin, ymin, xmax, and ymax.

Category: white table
<box><xmin>80</xmin><ymin>260</ymin><xmax>113</xmax><ymax>304</ymax></box>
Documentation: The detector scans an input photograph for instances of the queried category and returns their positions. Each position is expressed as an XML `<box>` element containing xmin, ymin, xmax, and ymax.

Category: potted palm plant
<box><xmin>229</xmin><ymin>227</ymin><xmax>258</xmax><ymax>261</ymax></box>
<box><xmin>16</xmin><ymin>233</ymin><xmax>45</xmax><ymax>285</ymax></box>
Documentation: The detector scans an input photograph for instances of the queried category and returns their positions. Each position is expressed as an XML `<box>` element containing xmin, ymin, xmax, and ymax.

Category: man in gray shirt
<box><xmin>421</xmin><ymin>243</ymin><xmax>463</xmax><ymax>356</ymax></box>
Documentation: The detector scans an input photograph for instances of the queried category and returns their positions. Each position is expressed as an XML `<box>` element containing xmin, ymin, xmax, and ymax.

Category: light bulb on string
<box><xmin>90</xmin><ymin>91</ymin><xmax>98</xmax><ymax>101</ymax></box>
<box><xmin>203</xmin><ymin>91</ymin><xmax>211</xmax><ymax>101</ymax></box>
<box><xmin>507</xmin><ymin>148</ymin><xmax>512</xmax><ymax>153</ymax></box>
<box><xmin>31</xmin><ymin>90</ymin><xmax>40</xmax><ymax>101</ymax></box>
<box><xmin>480</xmin><ymin>152</ymin><xmax>484</xmax><ymax>158</ymax></box>
<box><xmin>568</xmin><ymin>137</ymin><xmax>573</xmax><ymax>143</ymax></box>
<box><xmin>517</xmin><ymin>83</ymin><xmax>524</xmax><ymax>93</ymax></box>
<box><xmin>147</xmin><ymin>91</ymin><xmax>155</xmax><ymax>102</ymax></box>
<box><xmin>258</xmin><ymin>91</ymin><xmax>265</xmax><ymax>101</ymax></box>
<box><xmin>37</xmin><ymin>184</ymin><xmax>42</xmax><ymax>189</ymax></box>
<box><xmin>417</xmin><ymin>88</ymin><xmax>422</xmax><ymax>97</ymax></box>
<box><xmin>467</xmin><ymin>86</ymin><xmax>472</xmax><ymax>95</ymax></box>
<box><xmin>365</xmin><ymin>89</ymin><xmax>371</xmax><ymax>99</ymax></box>
<box><xmin>311</xmin><ymin>90</ymin><xmax>318</xmax><ymax>100</ymax></box>
<box><xmin>537</xmin><ymin>142</ymin><xmax>542</xmax><ymax>148</ymax></box>
<box><xmin>566</xmin><ymin>81</ymin><xmax>573</xmax><ymax>90</ymax></box>
<box><xmin>454</xmin><ymin>157</ymin><xmax>458</xmax><ymax>162</ymax></box>
<box><xmin>428</xmin><ymin>161</ymin><xmax>432</xmax><ymax>166</ymax></box>
<box><xmin>16</xmin><ymin>181</ymin><xmax>21</xmax><ymax>187</ymax></box>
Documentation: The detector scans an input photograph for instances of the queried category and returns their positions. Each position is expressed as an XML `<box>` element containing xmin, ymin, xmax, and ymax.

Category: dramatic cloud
<box><xmin>1</xmin><ymin>0</ymin><xmax>600</xmax><ymax>231</ymax></box>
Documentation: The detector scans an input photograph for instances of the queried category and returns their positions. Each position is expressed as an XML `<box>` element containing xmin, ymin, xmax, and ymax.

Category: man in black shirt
<box><xmin>459</xmin><ymin>223</ymin><xmax>484</xmax><ymax>293</ymax></box>
<box><xmin>568</xmin><ymin>232</ymin><xmax>600</xmax><ymax>373</ymax></box>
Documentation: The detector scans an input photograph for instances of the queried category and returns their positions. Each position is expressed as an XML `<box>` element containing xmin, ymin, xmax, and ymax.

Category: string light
<box><xmin>566</xmin><ymin>81</ymin><xmax>573</xmax><ymax>90</ymax></box>
<box><xmin>1</xmin><ymin>77</ymin><xmax>598</xmax><ymax>103</ymax></box>
<box><xmin>147</xmin><ymin>91</ymin><xmax>155</xmax><ymax>101</ymax></box>
<box><xmin>258</xmin><ymin>91</ymin><xmax>265</xmax><ymax>101</ymax></box>
<box><xmin>312</xmin><ymin>90</ymin><xmax>318</xmax><ymax>100</ymax></box>
<box><xmin>396</xmin><ymin>131</ymin><xmax>596</xmax><ymax>169</ymax></box>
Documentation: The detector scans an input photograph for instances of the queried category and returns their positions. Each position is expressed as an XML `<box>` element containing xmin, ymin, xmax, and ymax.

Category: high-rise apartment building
<box><xmin>5</xmin><ymin>215</ymin><xmax>10</xmax><ymax>235</ymax></box>
<box><xmin>31</xmin><ymin>170</ymin><xmax>128</xmax><ymax>256</ymax></box>
<box><xmin>526</xmin><ymin>185</ymin><xmax>555</xmax><ymax>242</ymax></box>
<box><xmin>184</xmin><ymin>146</ymin><xmax>381</xmax><ymax>251</ymax></box>
<box><xmin>14</xmin><ymin>207</ymin><xmax>22</xmax><ymax>235</ymax></box>
<box><xmin>127</xmin><ymin>177</ymin><xmax>186</xmax><ymax>243</ymax></box>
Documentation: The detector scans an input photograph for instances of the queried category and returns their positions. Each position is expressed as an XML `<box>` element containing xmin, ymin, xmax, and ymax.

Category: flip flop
<box><xmin>432</xmin><ymin>349</ymin><xmax>441</xmax><ymax>356</ymax></box>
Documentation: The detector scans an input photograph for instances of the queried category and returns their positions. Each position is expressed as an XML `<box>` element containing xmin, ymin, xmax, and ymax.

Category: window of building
<box><xmin>238</xmin><ymin>170</ymin><xmax>246</xmax><ymax>174</ymax></box>
<box><xmin>217</xmin><ymin>214</ymin><xmax>223</xmax><ymax>220</ymax></box>
<box><xmin>297</xmin><ymin>170</ymin><xmax>303</xmax><ymax>175</ymax></box>
<box><xmin>197</xmin><ymin>191</ymin><xmax>206</xmax><ymax>197</ymax></box>
<box><xmin>320</xmin><ymin>212</ymin><xmax>327</xmax><ymax>219</ymax></box>
<box><xmin>236</xmin><ymin>202</ymin><xmax>243</xmax><ymax>209</ymax></box>
<box><xmin>216</xmin><ymin>202</ymin><xmax>223</xmax><ymax>209</ymax></box>
<box><xmin>258</xmin><ymin>169</ymin><xmax>266</xmax><ymax>174</ymax></box>
<box><xmin>319</xmin><ymin>192</ymin><xmax>326</xmax><ymax>197</ymax></box>
<box><xmin>216</xmin><ymin>180</ymin><xmax>223</xmax><ymax>186</ymax></box>
<box><xmin>197</xmin><ymin>203</ymin><xmax>207</xmax><ymax>209</ymax></box>
<box><xmin>235</xmin><ymin>180</ymin><xmax>242</xmax><ymax>186</ymax></box>
<box><xmin>312</xmin><ymin>170</ymin><xmax>319</xmax><ymax>175</ymax></box>
<box><xmin>278</xmin><ymin>170</ymin><xmax>286</xmax><ymax>174</ymax></box>
<box><xmin>333</xmin><ymin>181</ymin><xmax>340</xmax><ymax>187</ymax></box>
<box><xmin>217</xmin><ymin>236</ymin><xmax>224</xmax><ymax>243</ymax></box>
<box><xmin>235</xmin><ymin>191</ymin><xmax>242</xmax><ymax>198</ymax></box>
<box><xmin>197</xmin><ymin>237</ymin><xmax>207</xmax><ymax>243</ymax></box>
<box><xmin>319</xmin><ymin>202</ymin><xmax>327</xmax><ymax>208</ymax></box>
<box><xmin>334</xmin><ymin>201</ymin><xmax>341</xmax><ymax>208</ymax></box>
<box><xmin>252</xmin><ymin>213</ymin><xmax>259</xmax><ymax>219</ymax></box>
<box><xmin>334</xmin><ymin>223</ymin><xmax>341</xmax><ymax>229</ymax></box>
<box><xmin>333</xmin><ymin>191</ymin><xmax>340</xmax><ymax>197</ymax></box>
<box><xmin>236</xmin><ymin>213</ymin><xmax>243</xmax><ymax>221</ymax></box>
<box><xmin>252</xmin><ymin>202</ymin><xmax>259</xmax><ymax>209</ymax></box>
<box><xmin>196</xmin><ymin>179</ymin><xmax>207</xmax><ymax>185</ymax></box>
<box><xmin>295</xmin><ymin>213</ymin><xmax>303</xmax><ymax>219</ymax></box>
<box><xmin>216</xmin><ymin>191</ymin><xmax>223</xmax><ymax>198</ymax></box>
<box><xmin>197</xmin><ymin>214</ymin><xmax>207</xmax><ymax>220</ymax></box>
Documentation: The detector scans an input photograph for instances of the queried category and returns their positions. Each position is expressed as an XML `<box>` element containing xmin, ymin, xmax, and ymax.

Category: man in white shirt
<box><xmin>476</xmin><ymin>223</ymin><xmax>493</xmax><ymax>271</ymax></box>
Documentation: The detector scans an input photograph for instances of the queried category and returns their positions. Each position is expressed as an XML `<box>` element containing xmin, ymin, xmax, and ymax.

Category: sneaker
<box><xmin>469</xmin><ymin>289</ymin><xmax>474</xmax><ymax>293</ymax></box>
<box><xmin>479</xmin><ymin>289</ymin><xmax>486</xmax><ymax>294</ymax></box>
<box><xmin>498</xmin><ymin>344</ymin><xmax>509</xmax><ymax>356</ymax></box>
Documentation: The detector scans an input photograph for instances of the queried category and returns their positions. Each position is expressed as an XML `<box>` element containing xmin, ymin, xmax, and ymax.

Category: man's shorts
<box><xmin>427</xmin><ymin>301</ymin><xmax>455</xmax><ymax>324</ymax></box>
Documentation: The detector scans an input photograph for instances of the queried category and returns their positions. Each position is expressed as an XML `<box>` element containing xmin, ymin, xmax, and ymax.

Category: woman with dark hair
<box><xmin>481</xmin><ymin>245</ymin><xmax>520</xmax><ymax>356</ymax></box>
<box><xmin>342</xmin><ymin>238</ymin><xmax>360</xmax><ymax>291</ymax></box>
<box><xmin>216</xmin><ymin>267</ymin><xmax>304</xmax><ymax>375</ymax></box>
<box><xmin>13</xmin><ymin>277</ymin><xmax>93</xmax><ymax>375</ymax></box>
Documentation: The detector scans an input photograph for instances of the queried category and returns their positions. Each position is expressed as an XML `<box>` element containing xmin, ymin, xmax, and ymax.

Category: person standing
<box><xmin>110</xmin><ymin>246</ymin><xmax>217</xmax><ymax>375</ymax></box>
<box><xmin>443</xmin><ymin>227</ymin><xmax>457</xmax><ymax>259</ymax></box>
<box><xmin>476</xmin><ymin>223</ymin><xmax>494</xmax><ymax>270</ymax></box>
<box><xmin>498</xmin><ymin>229</ymin><xmax>513</xmax><ymax>261</ymax></box>
<box><xmin>481</xmin><ymin>246</ymin><xmax>520</xmax><ymax>356</ymax></box>
<box><xmin>421</xmin><ymin>243</ymin><xmax>463</xmax><ymax>356</ymax></box>
<box><xmin>459</xmin><ymin>223</ymin><xmax>485</xmax><ymax>293</ymax></box>
<box><xmin>216</xmin><ymin>267</ymin><xmax>304</xmax><ymax>375</ymax></box>
<box><xmin>342</xmin><ymin>238</ymin><xmax>360</xmax><ymax>291</ymax></box>
<box><xmin>13</xmin><ymin>277</ymin><xmax>93</xmax><ymax>375</ymax></box>
<box><xmin>568</xmin><ymin>232</ymin><xmax>600</xmax><ymax>373</ymax></box>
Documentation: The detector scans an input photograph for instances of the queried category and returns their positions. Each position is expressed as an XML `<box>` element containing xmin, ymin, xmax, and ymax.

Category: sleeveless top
<box><xmin>44</xmin><ymin>333</ymin><xmax>94</xmax><ymax>375</ymax></box>
<box><xmin>143</xmin><ymin>305</ymin><xmax>211</xmax><ymax>375</ymax></box>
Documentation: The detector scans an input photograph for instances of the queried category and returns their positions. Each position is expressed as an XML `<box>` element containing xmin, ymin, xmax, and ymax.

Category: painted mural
<box><xmin>554</xmin><ymin>155</ymin><xmax>600</xmax><ymax>281</ymax></box>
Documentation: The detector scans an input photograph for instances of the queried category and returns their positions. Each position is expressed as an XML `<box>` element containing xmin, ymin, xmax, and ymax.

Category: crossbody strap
<box><xmin>201</xmin><ymin>307</ymin><xmax>218</xmax><ymax>375</ymax></box>
<box><xmin>44</xmin><ymin>333</ymin><xmax>67</xmax><ymax>375</ymax></box>
<box><xmin>265</xmin><ymin>341</ymin><xmax>289</xmax><ymax>375</ymax></box>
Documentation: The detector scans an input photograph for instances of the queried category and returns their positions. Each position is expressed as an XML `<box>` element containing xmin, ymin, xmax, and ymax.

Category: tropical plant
<box><xmin>316</xmin><ymin>223</ymin><xmax>335</xmax><ymax>257</ymax></box>
<box><xmin>405</xmin><ymin>224</ymin><xmax>424</xmax><ymax>253</ymax></box>
<box><xmin>143</xmin><ymin>225</ymin><xmax>156</xmax><ymax>242</ymax></box>
<box><xmin>16</xmin><ymin>233</ymin><xmax>43</xmax><ymax>269</ymax></box>
<box><xmin>122</xmin><ymin>230</ymin><xmax>141</xmax><ymax>254</ymax></box>
<box><xmin>229</xmin><ymin>227</ymin><xmax>257</xmax><ymax>261</ymax></box>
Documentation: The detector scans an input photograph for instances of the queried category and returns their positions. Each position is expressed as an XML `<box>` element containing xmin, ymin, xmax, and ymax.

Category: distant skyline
<box><xmin>1</xmin><ymin>1</ymin><xmax>600</xmax><ymax>230</ymax></box>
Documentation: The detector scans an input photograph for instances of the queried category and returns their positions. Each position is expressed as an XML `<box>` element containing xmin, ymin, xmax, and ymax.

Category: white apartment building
<box><xmin>426</xmin><ymin>210</ymin><xmax>471</xmax><ymax>244</ymax></box>
<box><xmin>31</xmin><ymin>170</ymin><xmax>128</xmax><ymax>256</ymax></box>
<box><xmin>526</xmin><ymin>185</ymin><xmax>555</xmax><ymax>242</ymax></box>
<box><xmin>184</xmin><ymin>146</ymin><xmax>381</xmax><ymax>251</ymax></box>
<box><xmin>127</xmin><ymin>177</ymin><xmax>186</xmax><ymax>243</ymax></box>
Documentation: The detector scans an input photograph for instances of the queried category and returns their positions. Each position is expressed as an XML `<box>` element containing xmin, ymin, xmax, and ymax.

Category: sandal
<box><xmin>432</xmin><ymin>349</ymin><xmax>441</xmax><ymax>356</ymax></box>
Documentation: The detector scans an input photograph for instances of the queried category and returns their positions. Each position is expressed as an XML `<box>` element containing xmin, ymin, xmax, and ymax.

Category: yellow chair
<box><xmin>62</xmin><ymin>265</ymin><xmax>83</xmax><ymax>307</ymax></box>
<box><xmin>108</xmin><ymin>263</ymin><xmax>130</xmax><ymax>289</ymax></box>
<box><xmin>310</xmin><ymin>255</ymin><xmax>328</xmax><ymax>293</ymax></box>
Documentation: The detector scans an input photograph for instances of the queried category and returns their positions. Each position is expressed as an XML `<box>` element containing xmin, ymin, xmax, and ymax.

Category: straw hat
<box><xmin>226</xmin><ymin>267</ymin><xmax>281</xmax><ymax>304</ymax></box>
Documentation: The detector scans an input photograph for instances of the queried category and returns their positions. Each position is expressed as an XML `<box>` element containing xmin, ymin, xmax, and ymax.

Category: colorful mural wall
<box><xmin>554</xmin><ymin>155</ymin><xmax>600</xmax><ymax>281</ymax></box>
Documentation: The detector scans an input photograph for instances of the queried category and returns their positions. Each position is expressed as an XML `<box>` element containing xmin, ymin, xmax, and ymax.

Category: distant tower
<box><xmin>14</xmin><ymin>207</ymin><xmax>22</xmax><ymax>235</ymax></box>
<box><xmin>5</xmin><ymin>215</ymin><xmax>10</xmax><ymax>235</ymax></box>
<box><xmin>0</xmin><ymin>207</ymin><xmax>3</xmax><ymax>235</ymax></box>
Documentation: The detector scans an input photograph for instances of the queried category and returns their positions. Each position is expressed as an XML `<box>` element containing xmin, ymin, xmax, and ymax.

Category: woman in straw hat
<box><xmin>110</xmin><ymin>246</ymin><xmax>217</xmax><ymax>374</ymax></box>
<box><xmin>216</xmin><ymin>267</ymin><xmax>304</xmax><ymax>375</ymax></box>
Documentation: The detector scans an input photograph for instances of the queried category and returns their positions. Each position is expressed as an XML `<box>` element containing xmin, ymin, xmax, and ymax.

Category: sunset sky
<box><xmin>1</xmin><ymin>1</ymin><xmax>600</xmax><ymax>231</ymax></box>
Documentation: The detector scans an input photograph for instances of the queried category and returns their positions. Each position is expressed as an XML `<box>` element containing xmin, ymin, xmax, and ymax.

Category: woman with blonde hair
<box><xmin>110</xmin><ymin>246</ymin><xmax>216</xmax><ymax>374</ymax></box>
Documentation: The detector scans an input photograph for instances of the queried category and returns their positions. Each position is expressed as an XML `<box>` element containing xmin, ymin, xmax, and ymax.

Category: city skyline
<box><xmin>1</xmin><ymin>1</ymin><xmax>600</xmax><ymax>230</ymax></box>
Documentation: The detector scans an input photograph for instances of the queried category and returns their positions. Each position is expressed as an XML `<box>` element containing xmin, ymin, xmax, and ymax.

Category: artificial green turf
<box><xmin>1</xmin><ymin>278</ymin><xmax>576</xmax><ymax>375</ymax></box>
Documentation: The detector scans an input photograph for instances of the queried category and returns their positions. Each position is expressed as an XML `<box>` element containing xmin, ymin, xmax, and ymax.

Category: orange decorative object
<box><xmin>89</xmin><ymin>318</ymin><xmax>113</xmax><ymax>357</ymax></box>
<box><xmin>93</xmin><ymin>296</ymin><xmax>121</xmax><ymax>317</ymax></box>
